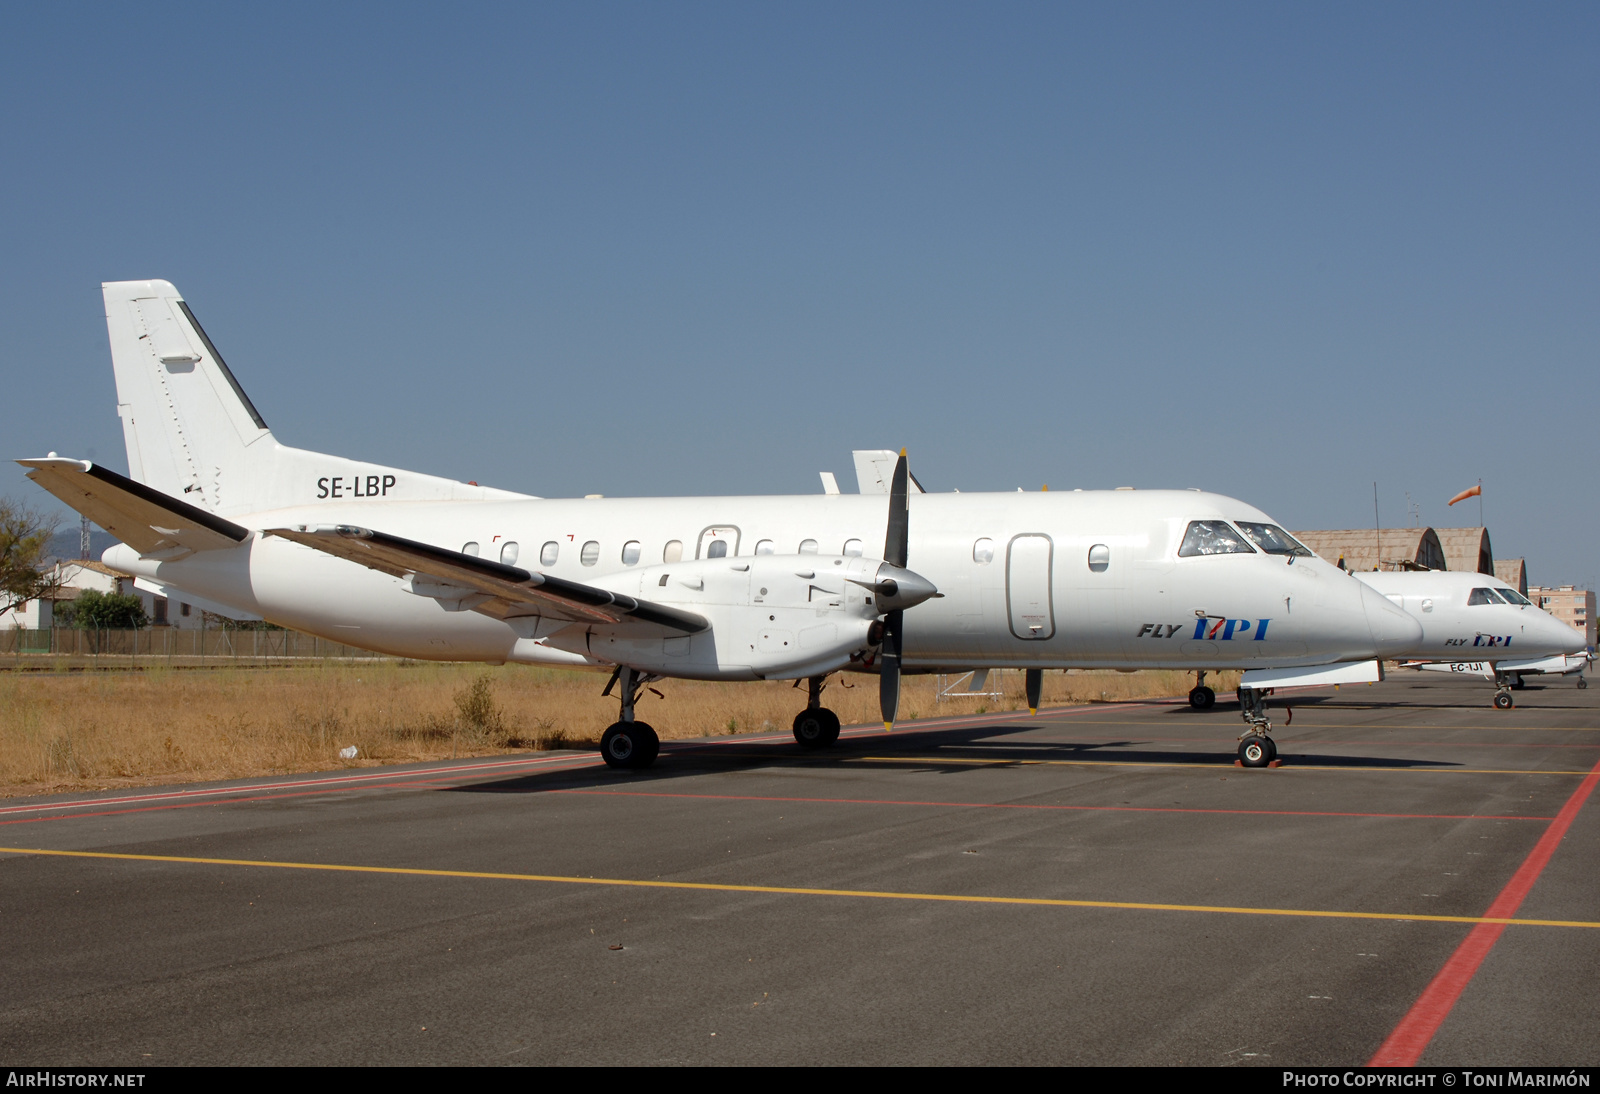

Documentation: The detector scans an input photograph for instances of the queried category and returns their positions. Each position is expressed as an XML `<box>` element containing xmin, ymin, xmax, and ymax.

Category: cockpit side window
<box><xmin>1236</xmin><ymin>522</ymin><xmax>1313</xmax><ymax>557</ymax></box>
<box><xmin>1178</xmin><ymin>520</ymin><xmax>1256</xmax><ymax>557</ymax></box>
<box><xmin>1499</xmin><ymin>588</ymin><xmax>1532</xmax><ymax>606</ymax></box>
<box><xmin>1467</xmin><ymin>588</ymin><xmax>1504</xmax><ymax>606</ymax></box>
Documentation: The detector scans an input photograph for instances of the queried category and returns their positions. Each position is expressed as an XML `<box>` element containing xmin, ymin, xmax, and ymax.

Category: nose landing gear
<box><xmin>1493</xmin><ymin>671</ymin><xmax>1516</xmax><ymax>710</ymax></box>
<box><xmin>1189</xmin><ymin>670</ymin><xmax>1216</xmax><ymax>710</ymax></box>
<box><xmin>793</xmin><ymin>674</ymin><xmax>842</xmax><ymax>748</ymax></box>
<box><xmin>1236</xmin><ymin>686</ymin><xmax>1278</xmax><ymax>767</ymax></box>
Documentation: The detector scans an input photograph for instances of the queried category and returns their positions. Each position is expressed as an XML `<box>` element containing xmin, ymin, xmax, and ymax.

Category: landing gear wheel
<box><xmin>1493</xmin><ymin>692</ymin><xmax>1514</xmax><ymax>710</ymax></box>
<box><xmin>1579</xmin><ymin>677</ymin><xmax>1589</xmax><ymax>690</ymax></box>
<box><xmin>793</xmin><ymin>708</ymin><xmax>841</xmax><ymax>748</ymax></box>
<box><xmin>1238</xmin><ymin>736</ymin><xmax>1274</xmax><ymax>767</ymax></box>
<box><xmin>600</xmin><ymin>721</ymin><xmax>660</xmax><ymax>769</ymax></box>
<box><xmin>1188</xmin><ymin>686</ymin><xmax>1216</xmax><ymax>710</ymax></box>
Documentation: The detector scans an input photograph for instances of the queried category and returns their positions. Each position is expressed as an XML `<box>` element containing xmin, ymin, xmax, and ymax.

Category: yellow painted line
<box><xmin>3</xmin><ymin>845</ymin><xmax>1598</xmax><ymax>930</ymax></box>
<box><xmin>856</xmin><ymin>756</ymin><xmax>1592</xmax><ymax>775</ymax></box>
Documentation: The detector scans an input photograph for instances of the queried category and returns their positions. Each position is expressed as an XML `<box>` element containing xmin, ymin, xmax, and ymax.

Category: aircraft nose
<box><xmin>1542</xmin><ymin>614</ymin><xmax>1588</xmax><ymax>656</ymax></box>
<box><xmin>1360</xmin><ymin>584</ymin><xmax>1424</xmax><ymax>657</ymax></box>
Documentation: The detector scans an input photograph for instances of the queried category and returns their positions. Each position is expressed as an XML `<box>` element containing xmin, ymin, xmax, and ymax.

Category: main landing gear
<box><xmin>793</xmin><ymin>675</ymin><xmax>842</xmax><ymax>749</ymax></box>
<box><xmin>1189</xmin><ymin>670</ymin><xmax>1216</xmax><ymax>710</ymax></box>
<box><xmin>1236</xmin><ymin>686</ymin><xmax>1277</xmax><ymax>768</ymax></box>
<box><xmin>600</xmin><ymin>666</ymin><xmax>661</xmax><ymax>770</ymax></box>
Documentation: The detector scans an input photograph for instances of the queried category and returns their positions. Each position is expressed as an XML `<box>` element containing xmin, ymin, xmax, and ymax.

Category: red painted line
<box><xmin>1368</xmin><ymin>756</ymin><xmax>1600</xmax><ymax>1066</ymax></box>
<box><xmin>0</xmin><ymin>701</ymin><xmax>1155</xmax><ymax>825</ymax></box>
<box><xmin>553</xmin><ymin>788</ymin><xmax>1551</xmax><ymax>822</ymax></box>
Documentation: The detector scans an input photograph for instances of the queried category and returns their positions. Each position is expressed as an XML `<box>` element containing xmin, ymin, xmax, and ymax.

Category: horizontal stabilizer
<box><xmin>267</xmin><ymin>524</ymin><xmax>709</xmax><ymax>634</ymax></box>
<box><xmin>18</xmin><ymin>458</ymin><xmax>249</xmax><ymax>559</ymax></box>
<box><xmin>1240</xmin><ymin>660</ymin><xmax>1383</xmax><ymax>691</ymax></box>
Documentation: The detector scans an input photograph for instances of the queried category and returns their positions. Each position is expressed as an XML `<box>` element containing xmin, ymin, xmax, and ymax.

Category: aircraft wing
<box><xmin>267</xmin><ymin>524</ymin><xmax>709</xmax><ymax>634</ymax></box>
<box><xmin>17</xmin><ymin>457</ymin><xmax>249</xmax><ymax>558</ymax></box>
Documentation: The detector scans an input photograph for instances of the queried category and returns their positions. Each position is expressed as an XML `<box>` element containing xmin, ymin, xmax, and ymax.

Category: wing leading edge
<box><xmin>267</xmin><ymin>524</ymin><xmax>709</xmax><ymax>634</ymax></box>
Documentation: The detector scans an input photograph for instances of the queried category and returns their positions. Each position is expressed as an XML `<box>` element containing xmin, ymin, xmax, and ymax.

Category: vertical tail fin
<box><xmin>103</xmin><ymin>280</ymin><xmax>529</xmax><ymax>516</ymax></box>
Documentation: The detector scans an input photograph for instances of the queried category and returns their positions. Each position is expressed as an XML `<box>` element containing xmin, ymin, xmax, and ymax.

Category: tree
<box><xmin>0</xmin><ymin>497</ymin><xmax>61</xmax><ymax>617</ymax></box>
<box><xmin>69</xmin><ymin>589</ymin><xmax>148</xmax><ymax>630</ymax></box>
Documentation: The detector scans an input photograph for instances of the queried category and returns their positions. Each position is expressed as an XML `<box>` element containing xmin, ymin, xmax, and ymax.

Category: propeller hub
<box><xmin>871</xmin><ymin>565</ymin><xmax>938</xmax><ymax>613</ymax></box>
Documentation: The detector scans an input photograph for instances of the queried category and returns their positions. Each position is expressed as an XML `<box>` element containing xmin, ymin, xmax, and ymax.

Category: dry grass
<box><xmin>0</xmin><ymin>663</ymin><xmax>1238</xmax><ymax>797</ymax></box>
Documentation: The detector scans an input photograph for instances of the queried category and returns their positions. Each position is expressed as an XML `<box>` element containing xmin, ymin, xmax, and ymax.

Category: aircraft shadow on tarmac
<box><xmin>447</xmin><ymin>720</ymin><xmax>1460</xmax><ymax>796</ymax></box>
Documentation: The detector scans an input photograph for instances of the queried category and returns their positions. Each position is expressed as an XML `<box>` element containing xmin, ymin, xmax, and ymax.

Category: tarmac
<box><xmin>1</xmin><ymin>672</ymin><xmax>1596</xmax><ymax>1066</ymax></box>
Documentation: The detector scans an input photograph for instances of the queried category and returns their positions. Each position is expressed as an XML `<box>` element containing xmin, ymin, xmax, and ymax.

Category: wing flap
<box><xmin>18</xmin><ymin>458</ymin><xmax>249</xmax><ymax>558</ymax></box>
<box><xmin>266</xmin><ymin>524</ymin><xmax>709</xmax><ymax>634</ymax></box>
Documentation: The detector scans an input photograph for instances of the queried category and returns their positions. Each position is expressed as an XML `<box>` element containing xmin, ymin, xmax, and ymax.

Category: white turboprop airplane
<box><xmin>20</xmin><ymin>280</ymin><xmax>1424</xmax><ymax>769</ymax></box>
<box><xmin>1352</xmin><ymin>571</ymin><xmax>1588</xmax><ymax>708</ymax></box>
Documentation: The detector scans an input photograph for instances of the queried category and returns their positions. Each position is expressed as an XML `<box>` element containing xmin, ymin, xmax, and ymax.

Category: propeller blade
<box><xmin>1025</xmin><ymin>668</ymin><xmax>1042</xmax><ymax>715</ymax></box>
<box><xmin>884</xmin><ymin>449</ymin><xmax>909</xmax><ymax>569</ymax></box>
<box><xmin>879</xmin><ymin>609</ymin><xmax>903</xmax><ymax>729</ymax></box>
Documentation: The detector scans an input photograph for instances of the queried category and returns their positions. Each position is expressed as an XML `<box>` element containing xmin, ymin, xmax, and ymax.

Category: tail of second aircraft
<box><xmin>103</xmin><ymin>280</ymin><xmax>528</xmax><ymax>516</ymax></box>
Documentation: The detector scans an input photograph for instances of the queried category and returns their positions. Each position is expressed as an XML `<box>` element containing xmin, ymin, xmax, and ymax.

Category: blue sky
<box><xmin>3</xmin><ymin>4</ymin><xmax>1596</xmax><ymax>583</ymax></box>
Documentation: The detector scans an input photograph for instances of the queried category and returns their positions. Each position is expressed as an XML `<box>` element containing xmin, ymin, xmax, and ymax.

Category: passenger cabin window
<box><xmin>1467</xmin><ymin>588</ymin><xmax>1505</xmax><ymax>606</ymax></box>
<box><xmin>540</xmin><ymin>541</ymin><xmax>559</xmax><ymax>566</ymax></box>
<box><xmin>663</xmin><ymin>540</ymin><xmax>683</xmax><ymax>563</ymax></box>
<box><xmin>799</xmin><ymin>539</ymin><xmax>818</xmax><ymax>555</ymax></box>
<box><xmin>1087</xmin><ymin>544</ymin><xmax>1110</xmax><ymax>572</ymax></box>
<box><xmin>581</xmin><ymin>541</ymin><xmax>600</xmax><ymax>566</ymax></box>
<box><xmin>621</xmin><ymin>541</ymin><xmax>641</xmax><ymax>565</ymax></box>
<box><xmin>462</xmin><ymin>541</ymin><xmax>480</xmax><ymax>556</ymax></box>
<box><xmin>706</xmin><ymin>540</ymin><xmax>728</xmax><ymax>559</ymax></box>
<box><xmin>755</xmin><ymin>540</ymin><xmax>775</xmax><ymax>555</ymax></box>
<box><xmin>500</xmin><ymin>541</ymin><xmax>519</xmax><ymax>565</ymax></box>
<box><xmin>972</xmin><ymin>538</ymin><xmax>994</xmax><ymax>565</ymax></box>
<box><xmin>1178</xmin><ymin>521</ymin><xmax>1256</xmax><ymax>557</ymax></box>
<box><xmin>843</xmin><ymin>538</ymin><xmax>863</xmax><ymax>557</ymax></box>
<box><xmin>1235</xmin><ymin>522</ymin><xmax>1313</xmax><ymax>557</ymax></box>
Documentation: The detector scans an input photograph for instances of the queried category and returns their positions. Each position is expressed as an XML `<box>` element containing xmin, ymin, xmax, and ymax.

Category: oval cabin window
<box><xmin>621</xmin><ymin>541</ymin><xmax>641</xmax><ymax>565</ymax></box>
<box><xmin>461</xmin><ymin>541</ymin><xmax>480</xmax><ymax>556</ymax></box>
<box><xmin>843</xmin><ymin>539</ymin><xmax>863</xmax><ymax>557</ymax></box>
<box><xmin>500</xmin><ymin>541</ymin><xmax>520</xmax><ymax>565</ymax></box>
<box><xmin>755</xmin><ymin>540</ymin><xmax>775</xmax><ymax>555</ymax></box>
<box><xmin>581</xmin><ymin>541</ymin><xmax>600</xmax><ymax>566</ymax></box>
<box><xmin>799</xmin><ymin>539</ymin><xmax>819</xmax><ymax>555</ymax></box>
<box><xmin>707</xmin><ymin>540</ymin><xmax>728</xmax><ymax>559</ymax></box>
<box><xmin>540</xmin><ymin>541</ymin><xmax>559</xmax><ymax>566</ymax></box>
<box><xmin>973</xmin><ymin>538</ymin><xmax>994</xmax><ymax>565</ymax></box>
<box><xmin>1087</xmin><ymin>544</ymin><xmax>1110</xmax><ymax>572</ymax></box>
<box><xmin>663</xmin><ymin>540</ymin><xmax>683</xmax><ymax>563</ymax></box>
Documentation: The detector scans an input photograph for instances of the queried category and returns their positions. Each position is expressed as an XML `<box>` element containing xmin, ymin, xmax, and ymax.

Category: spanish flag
<box><xmin>1448</xmin><ymin>484</ymin><xmax>1481</xmax><ymax>507</ymax></box>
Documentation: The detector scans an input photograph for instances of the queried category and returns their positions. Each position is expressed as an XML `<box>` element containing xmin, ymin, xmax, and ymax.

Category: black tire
<box><xmin>1238</xmin><ymin>737</ymin><xmax>1272</xmax><ymax>767</ymax></box>
<box><xmin>793</xmin><ymin>708</ymin><xmax>841</xmax><ymax>749</ymax></box>
<box><xmin>1493</xmin><ymin>692</ymin><xmax>1514</xmax><ymax>710</ymax></box>
<box><xmin>601</xmin><ymin>721</ymin><xmax>660</xmax><ymax>769</ymax></box>
<box><xmin>1264</xmin><ymin>736</ymin><xmax>1278</xmax><ymax>761</ymax></box>
<box><xmin>1579</xmin><ymin>677</ymin><xmax>1588</xmax><ymax>690</ymax></box>
<box><xmin>1189</xmin><ymin>686</ymin><xmax>1216</xmax><ymax>710</ymax></box>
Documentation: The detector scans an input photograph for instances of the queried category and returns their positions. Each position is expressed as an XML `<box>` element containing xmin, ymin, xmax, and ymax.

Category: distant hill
<box><xmin>45</xmin><ymin>529</ymin><xmax>122</xmax><ymax>565</ymax></box>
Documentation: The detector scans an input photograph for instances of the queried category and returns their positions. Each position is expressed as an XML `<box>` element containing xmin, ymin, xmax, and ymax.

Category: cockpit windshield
<box><xmin>1236</xmin><ymin>522</ymin><xmax>1314</xmax><ymax>557</ymax></box>
<box><xmin>1467</xmin><ymin>588</ymin><xmax>1507</xmax><ymax>606</ymax></box>
<box><xmin>1178</xmin><ymin>520</ymin><xmax>1256</xmax><ymax>557</ymax></box>
<box><xmin>1498</xmin><ymin>588</ymin><xmax>1532</xmax><ymax>606</ymax></box>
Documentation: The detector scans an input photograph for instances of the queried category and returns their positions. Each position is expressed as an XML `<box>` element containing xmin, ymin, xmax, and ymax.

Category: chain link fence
<box><xmin>2</xmin><ymin>626</ymin><xmax>393</xmax><ymax>665</ymax></box>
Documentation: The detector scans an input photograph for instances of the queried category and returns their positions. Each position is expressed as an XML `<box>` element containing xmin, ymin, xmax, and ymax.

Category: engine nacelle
<box><xmin>539</xmin><ymin>554</ymin><xmax>899</xmax><ymax>680</ymax></box>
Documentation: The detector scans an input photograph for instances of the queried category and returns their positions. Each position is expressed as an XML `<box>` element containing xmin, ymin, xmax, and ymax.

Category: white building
<box><xmin>1</xmin><ymin>559</ymin><xmax>206</xmax><ymax>630</ymax></box>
